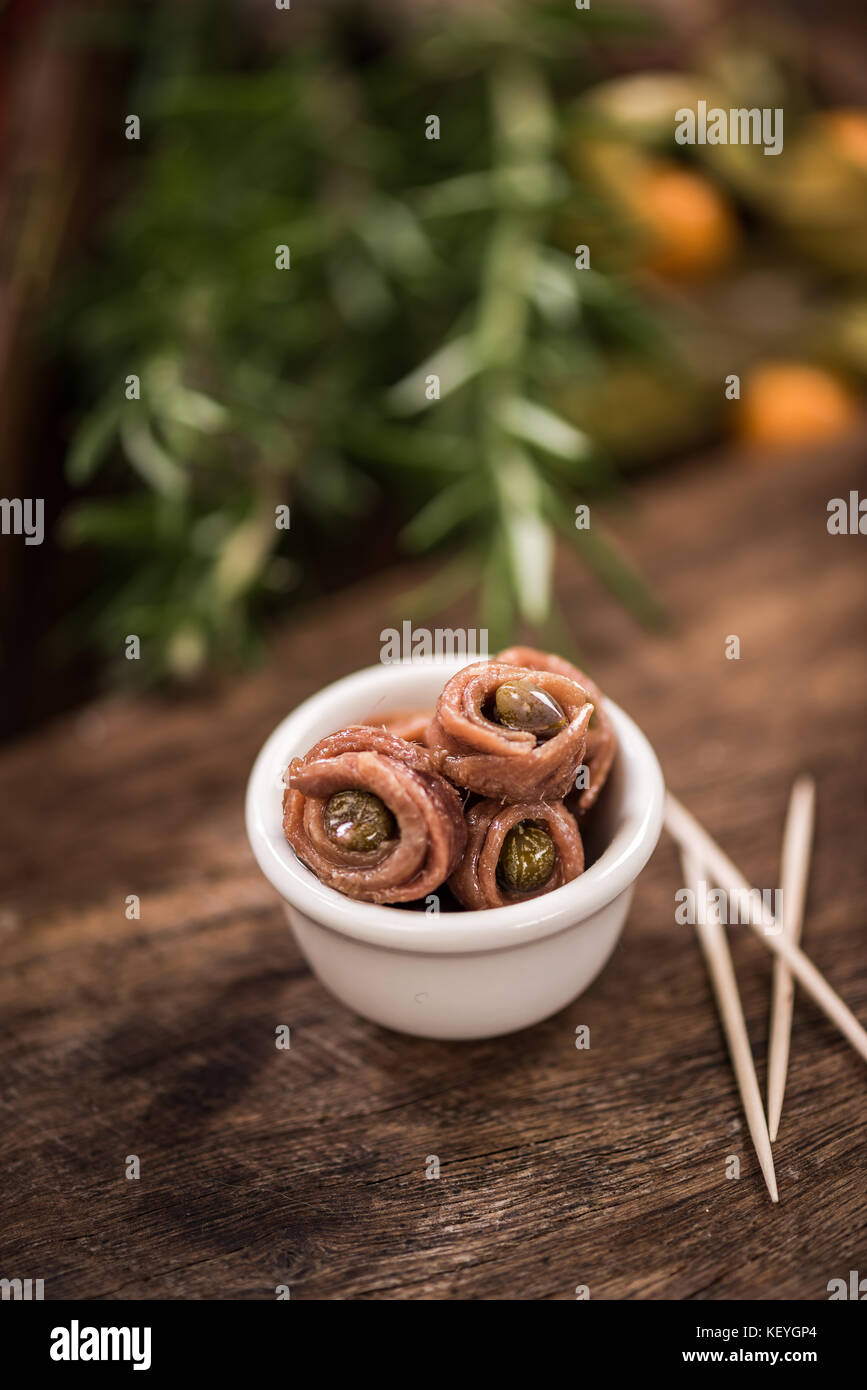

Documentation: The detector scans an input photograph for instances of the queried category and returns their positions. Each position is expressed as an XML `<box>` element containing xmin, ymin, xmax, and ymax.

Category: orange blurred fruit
<box><xmin>737</xmin><ymin>362</ymin><xmax>859</xmax><ymax>449</ymax></box>
<box><xmin>632</xmin><ymin>161</ymin><xmax>738</xmax><ymax>280</ymax></box>
<box><xmin>823</xmin><ymin>108</ymin><xmax>867</xmax><ymax>172</ymax></box>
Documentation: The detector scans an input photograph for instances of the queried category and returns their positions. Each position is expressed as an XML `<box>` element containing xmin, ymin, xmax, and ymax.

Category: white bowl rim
<box><xmin>245</xmin><ymin>657</ymin><xmax>665</xmax><ymax>955</ymax></box>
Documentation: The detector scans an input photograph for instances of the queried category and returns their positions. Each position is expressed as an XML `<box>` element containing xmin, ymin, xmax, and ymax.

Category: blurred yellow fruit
<box><xmin>737</xmin><ymin>362</ymin><xmax>859</xmax><ymax>449</ymax></box>
<box><xmin>823</xmin><ymin>108</ymin><xmax>867</xmax><ymax>172</ymax></box>
<box><xmin>631</xmin><ymin>161</ymin><xmax>738</xmax><ymax>280</ymax></box>
<box><xmin>578</xmin><ymin>73</ymin><xmax>707</xmax><ymax>145</ymax></box>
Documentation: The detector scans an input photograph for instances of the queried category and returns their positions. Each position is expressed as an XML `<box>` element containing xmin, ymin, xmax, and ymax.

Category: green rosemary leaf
<box><xmin>495</xmin><ymin>447</ymin><xmax>554</xmax><ymax>625</ymax></box>
<box><xmin>499</xmin><ymin>396</ymin><xmax>592</xmax><ymax>463</ymax></box>
<box><xmin>66</xmin><ymin>400</ymin><xmax>122</xmax><ymax>485</ymax></box>
<box><xmin>400</xmin><ymin>475</ymin><xmax>485</xmax><ymax>552</ymax></box>
<box><xmin>547</xmin><ymin>491</ymin><xmax>666</xmax><ymax>628</ymax></box>
<box><xmin>393</xmin><ymin>550</ymin><xmax>478</xmax><ymax>625</ymax></box>
<box><xmin>118</xmin><ymin>419</ymin><xmax>188</xmax><ymax>500</ymax></box>
<box><xmin>347</xmin><ymin>420</ymin><xmax>472</xmax><ymax>476</ymax></box>
<box><xmin>386</xmin><ymin>336</ymin><xmax>480</xmax><ymax>416</ymax></box>
<box><xmin>478</xmin><ymin>536</ymin><xmax>517</xmax><ymax>652</ymax></box>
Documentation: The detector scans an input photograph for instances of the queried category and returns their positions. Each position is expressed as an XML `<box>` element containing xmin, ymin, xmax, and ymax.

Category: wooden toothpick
<box><xmin>680</xmin><ymin>849</ymin><xmax>779</xmax><ymax>1203</ymax></box>
<box><xmin>767</xmin><ymin>775</ymin><xmax>816</xmax><ymax>1142</ymax></box>
<box><xmin>665</xmin><ymin>792</ymin><xmax>867</xmax><ymax>1065</ymax></box>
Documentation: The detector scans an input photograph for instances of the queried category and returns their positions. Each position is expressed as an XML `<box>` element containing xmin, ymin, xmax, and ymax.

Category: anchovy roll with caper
<box><xmin>449</xmin><ymin>799</ymin><xmax>584</xmax><ymax>909</ymax></box>
<box><xmin>426</xmin><ymin>660</ymin><xmax>594</xmax><ymax>802</ymax></box>
<box><xmin>283</xmin><ymin>726</ymin><xmax>466</xmax><ymax>904</ymax></box>
<box><xmin>496</xmin><ymin>646</ymin><xmax>616</xmax><ymax>812</ymax></box>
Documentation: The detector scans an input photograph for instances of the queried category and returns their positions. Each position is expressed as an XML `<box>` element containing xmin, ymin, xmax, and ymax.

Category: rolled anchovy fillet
<box><xmin>449</xmin><ymin>799</ymin><xmax>584</xmax><ymax>909</ymax></box>
<box><xmin>426</xmin><ymin>660</ymin><xmax>594</xmax><ymax>802</ymax></box>
<box><xmin>496</xmin><ymin>646</ymin><xmax>616</xmax><ymax>812</ymax></box>
<box><xmin>283</xmin><ymin>726</ymin><xmax>465</xmax><ymax>904</ymax></box>
<box><xmin>377</xmin><ymin>710</ymin><xmax>434</xmax><ymax>745</ymax></box>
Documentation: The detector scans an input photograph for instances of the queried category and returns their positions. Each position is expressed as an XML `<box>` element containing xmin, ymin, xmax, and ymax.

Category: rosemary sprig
<box><xmin>56</xmin><ymin>0</ymin><xmax>663</xmax><ymax>682</ymax></box>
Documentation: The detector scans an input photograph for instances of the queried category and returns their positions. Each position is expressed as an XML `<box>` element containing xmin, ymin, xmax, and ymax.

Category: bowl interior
<box><xmin>245</xmin><ymin>657</ymin><xmax>665</xmax><ymax>952</ymax></box>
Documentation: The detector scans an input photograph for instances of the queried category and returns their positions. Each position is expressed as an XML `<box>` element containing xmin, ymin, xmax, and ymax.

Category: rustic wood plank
<box><xmin>0</xmin><ymin>438</ymin><xmax>865</xmax><ymax>1300</ymax></box>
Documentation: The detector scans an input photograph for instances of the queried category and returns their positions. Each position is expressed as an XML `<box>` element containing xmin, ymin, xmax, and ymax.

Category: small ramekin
<box><xmin>245</xmin><ymin>656</ymin><xmax>664</xmax><ymax>1039</ymax></box>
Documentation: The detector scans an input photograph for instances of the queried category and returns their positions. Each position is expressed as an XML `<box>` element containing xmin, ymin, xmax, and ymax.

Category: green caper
<box><xmin>323</xmin><ymin>789</ymin><xmax>396</xmax><ymax>852</ymax></box>
<box><xmin>493</xmin><ymin>680</ymin><xmax>566</xmax><ymax>739</ymax></box>
<box><xmin>497</xmin><ymin>822</ymin><xmax>556</xmax><ymax>893</ymax></box>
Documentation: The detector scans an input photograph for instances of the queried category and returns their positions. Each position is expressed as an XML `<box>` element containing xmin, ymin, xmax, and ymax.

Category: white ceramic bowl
<box><xmin>245</xmin><ymin>657</ymin><xmax>664</xmax><ymax>1040</ymax></box>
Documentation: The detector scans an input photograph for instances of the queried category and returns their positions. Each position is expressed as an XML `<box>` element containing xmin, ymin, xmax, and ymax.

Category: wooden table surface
<box><xmin>1</xmin><ymin>442</ymin><xmax>865</xmax><ymax>1301</ymax></box>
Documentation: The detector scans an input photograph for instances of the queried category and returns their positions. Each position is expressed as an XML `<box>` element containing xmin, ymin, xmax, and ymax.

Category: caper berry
<box><xmin>493</xmin><ymin>680</ymin><xmax>566</xmax><ymax>739</ymax></box>
<box><xmin>323</xmin><ymin>789</ymin><xmax>396</xmax><ymax>852</ymax></box>
<box><xmin>497</xmin><ymin>822</ymin><xmax>556</xmax><ymax>893</ymax></box>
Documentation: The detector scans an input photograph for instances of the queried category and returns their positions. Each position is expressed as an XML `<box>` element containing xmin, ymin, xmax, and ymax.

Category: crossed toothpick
<box><xmin>665</xmin><ymin>780</ymin><xmax>866</xmax><ymax>1204</ymax></box>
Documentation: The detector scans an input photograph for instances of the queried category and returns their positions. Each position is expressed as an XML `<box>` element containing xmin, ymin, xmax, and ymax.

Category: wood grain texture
<box><xmin>0</xmin><ymin>441</ymin><xmax>865</xmax><ymax>1300</ymax></box>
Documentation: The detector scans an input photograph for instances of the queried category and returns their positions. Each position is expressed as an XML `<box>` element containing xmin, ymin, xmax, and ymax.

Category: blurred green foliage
<box><xmin>59</xmin><ymin>0</ymin><xmax>665</xmax><ymax>681</ymax></box>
